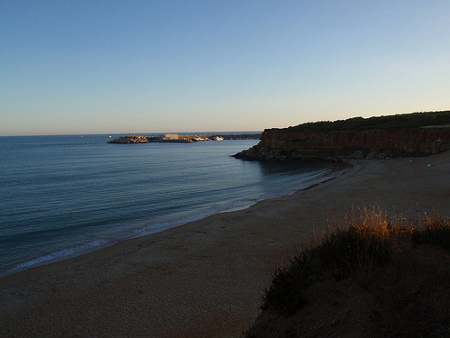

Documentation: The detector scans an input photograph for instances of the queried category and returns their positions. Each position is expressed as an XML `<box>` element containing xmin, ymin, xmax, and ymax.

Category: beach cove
<box><xmin>1</xmin><ymin>152</ymin><xmax>449</xmax><ymax>337</ymax></box>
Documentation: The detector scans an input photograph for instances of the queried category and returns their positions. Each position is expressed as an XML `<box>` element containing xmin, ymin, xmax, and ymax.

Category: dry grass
<box><xmin>247</xmin><ymin>207</ymin><xmax>450</xmax><ymax>337</ymax></box>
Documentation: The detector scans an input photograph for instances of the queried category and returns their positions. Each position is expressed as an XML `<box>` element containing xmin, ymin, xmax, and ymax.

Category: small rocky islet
<box><xmin>108</xmin><ymin>133</ymin><xmax>261</xmax><ymax>144</ymax></box>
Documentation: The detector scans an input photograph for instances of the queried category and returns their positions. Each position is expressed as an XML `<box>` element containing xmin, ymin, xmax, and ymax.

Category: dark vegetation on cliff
<box><xmin>286</xmin><ymin>110</ymin><xmax>450</xmax><ymax>132</ymax></box>
<box><xmin>246</xmin><ymin>208</ymin><xmax>450</xmax><ymax>337</ymax></box>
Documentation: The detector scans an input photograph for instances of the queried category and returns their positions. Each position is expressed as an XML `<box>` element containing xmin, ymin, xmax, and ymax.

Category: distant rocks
<box><xmin>352</xmin><ymin>150</ymin><xmax>365</xmax><ymax>159</ymax></box>
<box><xmin>108</xmin><ymin>136</ymin><xmax>161</xmax><ymax>144</ymax></box>
<box><xmin>108</xmin><ymin>133</ymin><xmax>261</xmax><ymax>144</ymax></box>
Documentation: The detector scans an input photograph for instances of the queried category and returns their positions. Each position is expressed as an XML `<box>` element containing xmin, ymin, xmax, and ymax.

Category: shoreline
<box><xmin>0</xmin><ymin>161</ymin><xmax>347</xmax><ymax>279</ymax></box>
<box><xmin>1</xmin><ymin>153</ymin><xmax>449</xmax><ymax>337</ymax></box>
<box><xmin>0</xmin><ymin>165</ymin><xmax>346</xmax><ymax>278</ymax></box>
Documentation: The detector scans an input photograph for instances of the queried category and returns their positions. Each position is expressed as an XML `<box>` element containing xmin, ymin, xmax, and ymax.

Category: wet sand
<box><xmin>1</xmin><ymin>152</ymin><xmax>449</xmax><ymax>337</ymax></box>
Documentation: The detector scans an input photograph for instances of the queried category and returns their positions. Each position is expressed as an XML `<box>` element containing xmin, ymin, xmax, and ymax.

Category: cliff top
<box><xmin>283</xmin><ymin>110</ymin><xmax>450</xmax><ymax>132</ymax></box>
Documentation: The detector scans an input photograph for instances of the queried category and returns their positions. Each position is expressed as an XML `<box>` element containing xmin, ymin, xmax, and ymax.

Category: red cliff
<box><xmin>234</xmin><ymin>127</ymin><xmax>450</xmax><ymax>160</ymax></box>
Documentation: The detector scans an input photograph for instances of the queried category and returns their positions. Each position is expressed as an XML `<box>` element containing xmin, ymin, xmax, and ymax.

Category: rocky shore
<box><xmin>108</xmin><ymin>135</ymin><xmax>162</xmax><ymax>144</ymax></box>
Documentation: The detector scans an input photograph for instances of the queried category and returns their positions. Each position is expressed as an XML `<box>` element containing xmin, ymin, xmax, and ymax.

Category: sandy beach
<box><xmin>1</xmin><ymin>152</ymin><xmax>449</xmax><ymax>337</ymax></box>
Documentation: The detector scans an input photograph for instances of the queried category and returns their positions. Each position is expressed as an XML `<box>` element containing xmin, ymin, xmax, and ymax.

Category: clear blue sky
<box><xmin>1</xmin><ymin>1</ymin><xmax>449</xmax><ymax>136</ymax></box>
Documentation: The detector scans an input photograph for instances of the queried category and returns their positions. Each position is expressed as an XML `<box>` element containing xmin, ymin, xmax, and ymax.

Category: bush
<box><xmin>261</xmin><ymin>208</ymin><xmax>449</xmax><ymax>317</ymax></box>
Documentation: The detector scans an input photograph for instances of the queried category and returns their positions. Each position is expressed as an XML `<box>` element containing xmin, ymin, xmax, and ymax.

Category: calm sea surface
<box><xmin>0</xmin><ymin>134</ymin><xmax>338</xmax><ymax>276</ymax></box>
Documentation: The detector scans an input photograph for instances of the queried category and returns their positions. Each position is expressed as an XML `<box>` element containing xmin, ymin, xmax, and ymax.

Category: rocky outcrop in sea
<box><xmin>108</xmin><ymin>133</ymin><xmax>262</xmax><ymax>144</ymax></box>
<box><xmin>108</xmin><ymin>136</ymin><xmax>161</xmax><ymax>144</ymax></box>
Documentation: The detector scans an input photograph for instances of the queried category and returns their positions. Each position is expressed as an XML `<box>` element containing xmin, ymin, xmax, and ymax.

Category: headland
<box><xmin>234</xmin><ymin>111</ymin><xmax>450</xmax><ymax>160</ymax></box>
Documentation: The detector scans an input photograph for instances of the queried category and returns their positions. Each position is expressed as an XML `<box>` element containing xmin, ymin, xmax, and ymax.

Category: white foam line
<box><xmin>1</xmin><ymin>239</ymin><xmax>110</xmax><ymax>277</ymax></box>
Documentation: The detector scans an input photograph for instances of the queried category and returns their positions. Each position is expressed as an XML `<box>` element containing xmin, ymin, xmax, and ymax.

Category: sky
<box><xmin>1</xmin><ymin>1</ymin><xmax>449</xmax><ymax>136</ymax></box>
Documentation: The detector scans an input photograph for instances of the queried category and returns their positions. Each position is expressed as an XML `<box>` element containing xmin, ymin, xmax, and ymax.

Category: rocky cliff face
<box><xmin>234</xmin><ymin>127</ymin><xmax>450</xmax><ymax>160</ymax></box>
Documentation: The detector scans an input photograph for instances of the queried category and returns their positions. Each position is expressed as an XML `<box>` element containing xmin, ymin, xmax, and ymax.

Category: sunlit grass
<box><xmin>261</xmin><ymin>207</ymin><xmax>450</xmax><ymax>319</ymax></box>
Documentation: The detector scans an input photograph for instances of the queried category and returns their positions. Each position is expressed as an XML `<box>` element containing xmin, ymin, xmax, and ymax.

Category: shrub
<box><xmin>411</xmin><ymin>213</ymin><xmax>450</xmax><ymax>250</ymax></box>
<box><xmin>261</xmin><ymin>207</ymin><xmax>449</xmax><ymax>317</ymax></box>
<box><xmin>262</xmin><ymin>207</ymin><xmax>393</xmax><ymax>315</ymax></box>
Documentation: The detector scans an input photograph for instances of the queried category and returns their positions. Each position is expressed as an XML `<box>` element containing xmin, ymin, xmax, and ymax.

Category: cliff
<box><xmin>234</xmin><ymin>127</ymin><xmax>450</xmax><ymax>160</ymax></box>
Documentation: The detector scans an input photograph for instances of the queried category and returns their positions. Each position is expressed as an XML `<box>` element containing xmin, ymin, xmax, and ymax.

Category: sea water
<box><xmin>0</xmin><ymin>134</ymin><xmax>338</xmax><ymax>276</ymax></box>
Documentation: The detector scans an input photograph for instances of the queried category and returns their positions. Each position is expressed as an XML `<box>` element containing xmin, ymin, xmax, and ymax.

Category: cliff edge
<box><xmin>234</xmin><ymin>111</ymin><xmax>450</xmax><ymax>160</ymax></box>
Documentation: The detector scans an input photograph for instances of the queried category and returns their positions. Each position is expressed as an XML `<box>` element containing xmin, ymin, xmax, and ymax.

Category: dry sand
<box><xmin>1</xmin><ymin>152</ymin><xmax>449</xmax><ymax>337</ymax></box>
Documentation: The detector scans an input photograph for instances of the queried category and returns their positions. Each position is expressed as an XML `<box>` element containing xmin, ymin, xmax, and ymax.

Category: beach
<box><xmin>1</xmin><ymin>152</ymin><xmax>449</xmax><ymax>337</ymax></box>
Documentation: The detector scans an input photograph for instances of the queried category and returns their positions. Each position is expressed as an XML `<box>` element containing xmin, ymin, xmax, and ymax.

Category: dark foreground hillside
<box><xmin>246</xmin><ymin>209</ymin><xmax>450</xmax><ymax>337</ymax></box>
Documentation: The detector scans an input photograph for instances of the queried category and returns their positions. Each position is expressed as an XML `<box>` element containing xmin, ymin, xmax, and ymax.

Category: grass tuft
<box><xmin>410</xmin><ymin>212</ymin><xmax>450</xmax><ymax>250</ymax></box>
<box><xmin>261</xmin><ymin>207</ymin><xmax>449</xmax><ymax>319</ymax></box>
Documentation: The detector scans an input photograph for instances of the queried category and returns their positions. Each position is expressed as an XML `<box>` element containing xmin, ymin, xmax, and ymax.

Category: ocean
<box><xmin>0</xmin><ymin>134</ymin><xmax>340</xmax><ymax>277</ymax></box>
